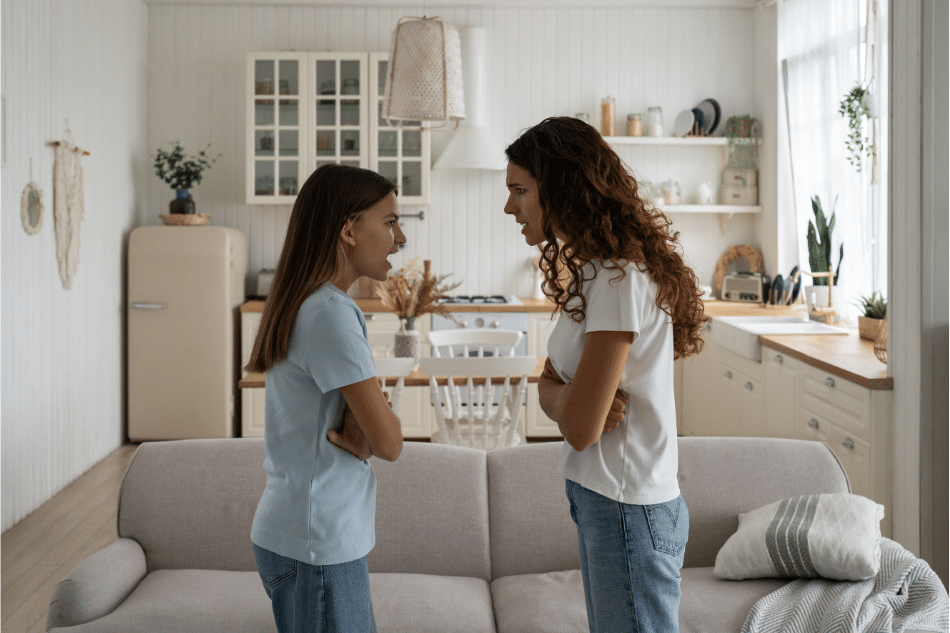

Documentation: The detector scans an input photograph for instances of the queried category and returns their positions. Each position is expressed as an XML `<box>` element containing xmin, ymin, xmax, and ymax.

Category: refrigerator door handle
<box><xmin>130</xmin><ymin>301</ymin><xmax>167</xmax><ymax>310</ymax></box>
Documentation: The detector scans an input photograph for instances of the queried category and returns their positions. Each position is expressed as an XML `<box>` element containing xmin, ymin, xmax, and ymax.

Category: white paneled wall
<box><xmin>145</xmin><ymin>3</ymin><xmax>759</xmax><ymax>295</ymax></box>
<box><xmin>1</xmin><ymin>0</ymin><xmax>149</xmax><ymax>531</ymax></box>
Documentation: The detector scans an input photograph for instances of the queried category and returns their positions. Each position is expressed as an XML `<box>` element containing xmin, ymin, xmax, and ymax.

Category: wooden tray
<box><xmin>160</xmin><ymin>213</ymin><xmax>210</xmax><ymax>226</ymax></box>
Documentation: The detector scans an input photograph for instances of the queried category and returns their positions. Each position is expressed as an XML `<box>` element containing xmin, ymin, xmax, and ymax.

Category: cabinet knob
<box><xmin>724</xmin><ymin>370</ymin><xmax>733</xmax><ymax>379</ymax></box>
<box><xmin>703</xmin><ymin>323</ymin><xmax>712</xmax><ymax>332</ymax></box>
<box><xmin>745</xmin><ymin>381</ymin><xmax>754</xmax><ymax>390</ymax></box>
<box><xmin>774</xmin><ymin>354</ymin><xmax>783</xmax><ymax>364</ymax></box>
<box><xmin>491</xmin><ymin>320</ymin><xmax>500</xmax><ymax>328</ymax></box>
<box><xmin>808</xmin><ymin>418</ymin><xmax>820</xmax><ymax>429</ymax></box>
<box><xmin>825</xmin><ymin>377</ymin><xmax>836</xmax><ymax>388</ymax></box>
<box><xmin>459</xmin><ymin>321</ymin><xmax>468</xmax><ymax>328</ymax></box>
<box><xmin>366</xmin><ymin>314</ymin><xmax>377</xmax><ymax>320</ymax></box>
<box><xmin>842</xmin><ymin>437</ymin><xmax>855</xmax><ymax>450</ymax></box>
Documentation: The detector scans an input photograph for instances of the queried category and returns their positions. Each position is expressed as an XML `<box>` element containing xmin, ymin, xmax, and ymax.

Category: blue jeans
<box><xmin>566</xmin><ymin>479</ymin><xmax>689</xmax><ymax>633</ymax></box>
<box><xmin>253</xmin><ymin>544</ymin><xmax>378</xmax><ymax>633</ymax></box>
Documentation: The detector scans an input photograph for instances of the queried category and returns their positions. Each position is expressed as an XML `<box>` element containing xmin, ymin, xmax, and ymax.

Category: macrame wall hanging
<box><xmin>20</xmin><ymin>158</ymin><xmax>44</xmax><ymax>235</ymax></box>
<box><xmin>48</xmin><ymin>121</ymin><xmax>89</xmax><ymax>290</ymax></box>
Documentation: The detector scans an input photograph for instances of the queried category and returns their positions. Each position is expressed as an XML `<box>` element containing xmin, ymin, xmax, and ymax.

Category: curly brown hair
<box><xmin>505</xmin><ymin>116</ymin><xmax>705</xmax><ymax>359</ymax></box>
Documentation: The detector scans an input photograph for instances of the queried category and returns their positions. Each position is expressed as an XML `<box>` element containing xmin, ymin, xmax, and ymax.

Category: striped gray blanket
<box><xmin>741</xmin><ymin>538</ymin><xmax>949</xmax><ymax>633</ymax></box>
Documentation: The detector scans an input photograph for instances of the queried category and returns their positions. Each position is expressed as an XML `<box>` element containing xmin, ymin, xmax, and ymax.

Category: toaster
<box><xmin>721</xmin><ymin>273</ymin><xmax>764</xmax><ymax>303</ymax></box>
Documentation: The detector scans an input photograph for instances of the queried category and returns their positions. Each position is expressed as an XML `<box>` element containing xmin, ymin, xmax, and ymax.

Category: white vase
<box><xmin>394</xmin><ymin>318</ymin><xmax>419</xmax><ymax>361</ymax></box>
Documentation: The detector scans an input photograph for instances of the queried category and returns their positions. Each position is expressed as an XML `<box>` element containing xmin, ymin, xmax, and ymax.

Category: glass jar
<box><xmin>646</xmin><ymin>106</ymin><xmax>664</xmax><ymax>137</ymax></box>
<box><xmin>574</xmin><ymin>112</ymin><xmax>590</xmax><ymax>122</ymax></box>
<box><xmin>662</xmin><ymin>180</ymin><xmax>681</xmax><ymax>205</ymax></box>
<box><xmin>626</xmin><ymin>113</ymin><xmax>642</xmax><ymax>137</ymax></box>
<box><xmin>600</xmin><ymin>96</ymin><xmax>615</xmax><ymax>137</ymax></box>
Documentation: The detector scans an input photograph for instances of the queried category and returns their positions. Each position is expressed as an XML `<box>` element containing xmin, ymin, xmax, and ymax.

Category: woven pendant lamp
<box><xmin>383</xmin><ymin>16</ymin><xmax>465</xmax><ymax>126</ymax></box>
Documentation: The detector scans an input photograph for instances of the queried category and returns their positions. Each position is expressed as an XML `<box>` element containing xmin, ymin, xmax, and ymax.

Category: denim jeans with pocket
<box><xmin>566</xmin><ymin>479</ymin><xmax>689</xmax><ymax>633</ymax></box>
<box><xmin>253</xmin><ymin>543</ymin><xmax>377</xmax><ymax>633</ymax></box>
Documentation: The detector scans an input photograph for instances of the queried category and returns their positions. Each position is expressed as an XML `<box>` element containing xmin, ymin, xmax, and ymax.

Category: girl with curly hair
<box><xmin>504</xmin><ymin>116</ymin><xmax>705</xmax><ymax>633</ymax></box>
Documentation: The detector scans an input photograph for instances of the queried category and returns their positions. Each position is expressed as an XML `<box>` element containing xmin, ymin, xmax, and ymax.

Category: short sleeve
<box><xmin>583</xmin><ymin>264</ymin><xmax>649</xmax><ymax>338</ymax></box>
<box><xmin>296</xmin><ymin>296</ymin><xmax>376</xmax><ymax>392</ymax></box>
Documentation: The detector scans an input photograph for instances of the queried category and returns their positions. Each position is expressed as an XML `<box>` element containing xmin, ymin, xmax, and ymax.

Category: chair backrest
<box><xmin>427</xmin><ymin>328</ymin><xmax>524</xmax><ymax>358</ymax></box>
<box><xmin>372</xmin><ymin>356</ymin><xmax>415</xmax><ymax>415</ymax></box>
<box><xmin>419</xmin><ymin>356</ymin><xmax>538</xmax><ymax>451</ymax></box>
<box><xmin>367</xmin><ymin>331</ymin><xmax>396</xmax><ymax>358</ymax></box>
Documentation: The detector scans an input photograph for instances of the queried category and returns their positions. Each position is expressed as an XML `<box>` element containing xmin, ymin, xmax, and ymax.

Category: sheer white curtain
<box><xmin>780</xmin><ymin>0</ymin><xmax>886</xmax><ymax>321</ymax></box>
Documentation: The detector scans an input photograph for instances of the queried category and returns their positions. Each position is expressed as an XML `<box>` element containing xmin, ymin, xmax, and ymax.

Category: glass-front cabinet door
<box><xmin>309</xmin><ymin>53</ymin><xmax>369</xmax><ymax>172</ymax></box>
<box><xmin>247</xmin><ymin>53</ymin><xmax>307</xmax><ymax>204</ymax></box>
<box><xmin>247</xmin><ymin>52</ymin><xmax>429</xmax><ymax>205</ymax></box>
<box><xmin>369</xmin><ymin>53</ymin><xmax>430</xmax><ymax>205</ymax></box>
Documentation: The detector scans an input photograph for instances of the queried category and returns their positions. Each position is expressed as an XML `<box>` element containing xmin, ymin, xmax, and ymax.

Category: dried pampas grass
<box><xmin>375</xmin><ymin>257</ymin><xmax>462</xmax><ymax>320</ymax></box>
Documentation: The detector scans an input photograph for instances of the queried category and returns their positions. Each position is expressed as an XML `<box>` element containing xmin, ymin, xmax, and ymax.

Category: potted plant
<box><xmin>153</xmin><ymin>140</ymin><xmax>220</xmax><ymax>214</ymax></box>
<box><xmin>839</xmin><ymin>84</ymin><xmax>875</xmax><ymax>172</ymax></box>
<box><xmin>724</xmin><ymin>115</ymin><xmax>759</xmax><ymax>138</ymax></box>
<box><xmin>857</xmin><ymin>291</ymin><xmax>887</xmax><ymax>340</ymax></box>
<box><xmin>804</xmin><ymin>195</ymin><xmax>843</xmax><ymax>311</ymax></box>
<box><xmin>374</xmin><ymin>258</ymin><xmax>462</xmax><ymax>360</ymax></box>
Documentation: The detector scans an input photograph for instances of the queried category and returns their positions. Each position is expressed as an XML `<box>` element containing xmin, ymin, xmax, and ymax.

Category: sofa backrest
<box><xmin>487</xmin><ymin>442</ymin><xmax>580</xmax><ymax>580</ymax></box>
<box><xmin>677</xmin><ymin>436</ymin><xmax>849</xmax><ymax>568</ymax></box>
<box><xmin>118</xmin><ymin>438</ymin><xmax>265</xmax><ymax>572</ymax></box>
<box><xmin>369</xmin><ymin>442</ymin><xmax>491</xmax><ymax>581</ymax></box>
<box><xmin>486</xmin><ymin>437</ymin><xmax>851</xmax><ymax>576</ymax></box>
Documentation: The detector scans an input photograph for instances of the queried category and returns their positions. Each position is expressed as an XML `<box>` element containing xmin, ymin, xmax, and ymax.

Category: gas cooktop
<box><xmin>436</xmin><ymin>295</ymin><xmax>522</xmax><ymax>305</ymax></box>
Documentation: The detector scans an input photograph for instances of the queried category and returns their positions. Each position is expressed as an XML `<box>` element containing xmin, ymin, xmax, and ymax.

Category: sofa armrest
<box><xmin>46</xmin><ymin>537</ymin><xmax>147</xmax><ymax>629</ymax></box>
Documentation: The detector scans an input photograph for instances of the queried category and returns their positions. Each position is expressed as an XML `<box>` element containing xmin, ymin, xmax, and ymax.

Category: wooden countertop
<box><xmin>239</xmin><ymin>357</ymin><xmax>547</xmax><ymax>389</ymax></box>
<box><xmin>239</xmin><ymin>299</ymin><xmax>891</xmax><ymax>390</ymax></box>
<box><xmin>240</xmin><ymin>297</ymin><xmax>556</xmax><ymax>314</ymax></box>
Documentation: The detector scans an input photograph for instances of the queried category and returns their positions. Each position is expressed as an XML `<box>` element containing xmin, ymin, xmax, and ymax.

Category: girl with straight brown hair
<box><xmin>248</xmin><ymin>163</ymin><xmax>405</xmax><ymax>633</ymax></box>
<box><xmin>504</xmin><ymin>116</ymin><xmax>705</xmax><ymax>633</ymax></box>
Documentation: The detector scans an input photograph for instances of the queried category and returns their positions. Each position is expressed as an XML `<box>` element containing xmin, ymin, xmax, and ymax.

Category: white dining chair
<box><xmin>427</xmin><ymin>328</ymin><xmax>524</xmax><ymax>358</ymax></box>
<box><xmin>419</xmin><ymin>356</ymin><xmax>538</xmax><ymax>451</ymax></box>
<box><xmin>367</xmin><ymin>332</ymin><xmax>415</xmax><ymax>414</ymax></box>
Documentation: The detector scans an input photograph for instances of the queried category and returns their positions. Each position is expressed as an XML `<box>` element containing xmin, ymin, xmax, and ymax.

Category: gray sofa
<box><xmin>47</xmin><ymin>436</ymin><xmax>855</xmax><ymax>632</ymax></box>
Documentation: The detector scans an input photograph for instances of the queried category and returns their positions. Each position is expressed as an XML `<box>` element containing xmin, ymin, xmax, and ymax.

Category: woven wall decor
<box><xmin>20</xmin><ymin>180</ymin><xmax>44</xmax><ymax>235</ymax></box>
<box><xmin>383</xmin><ymin>16</ymin><xmax>465</xmax><ymax>126</ymax></box>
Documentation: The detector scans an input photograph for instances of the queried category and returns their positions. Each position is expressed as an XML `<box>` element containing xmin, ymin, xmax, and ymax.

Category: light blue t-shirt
<box><xmin>251</xmin><ymin>283</ymin><xmax>378</xmax><ymax>566</ymax></box>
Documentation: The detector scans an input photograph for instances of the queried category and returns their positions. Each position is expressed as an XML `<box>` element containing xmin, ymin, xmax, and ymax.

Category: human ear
<box><xmin>339</xmin><ymin>219</ymin><xmax>357</xmax><ymax>247</ymax></box>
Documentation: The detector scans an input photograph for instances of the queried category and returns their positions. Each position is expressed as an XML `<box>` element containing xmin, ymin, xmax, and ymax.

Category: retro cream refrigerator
<box><xmin>128</xmin><ymin>225</ymin><xmax>247</xmax><ymax>440</ymax></box>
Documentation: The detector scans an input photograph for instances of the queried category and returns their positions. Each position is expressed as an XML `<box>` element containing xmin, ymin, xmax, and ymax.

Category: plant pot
<box><xmin>169</xmin><ymin>190</ymin><xmax>196</xmax><ymax>215</ymax></box>
<box><xmin>394</xmin><ymin>318</ymin><xmax>419</xmax><ymax>361</ymax></box>
<box><xmin>858</xmin><ymin>316</ymin><xmax>884</xmax><ymax>341</ymax></box>
<box><xmin>804</xmin><ymin>285</ymin><xmax>831</xmax><ymax>313</ymax></box>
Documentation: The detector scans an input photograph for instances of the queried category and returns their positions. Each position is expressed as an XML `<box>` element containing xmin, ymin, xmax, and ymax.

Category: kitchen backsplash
<box><xmin>145</xmin><ymin>3</ymin><xmax>759</xmax><ymax>297</ymax></box>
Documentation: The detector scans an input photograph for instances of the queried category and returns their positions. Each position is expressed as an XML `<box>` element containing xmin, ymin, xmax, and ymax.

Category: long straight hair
<box><xmin>505</xmin><ymin>116</ymin><xmax>705</xmax><ymax>359</ymax></box>
<box><xmin>246</xmin><ymin>164</ymin><xmax>397</xmax><ymax>373</ymax></box>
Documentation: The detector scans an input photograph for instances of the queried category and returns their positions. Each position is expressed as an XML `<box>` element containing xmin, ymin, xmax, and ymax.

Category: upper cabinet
<box><xmin>247</xmin><ymin>52</ymin><xmax>430</xmax><ymax>205</ymax></box>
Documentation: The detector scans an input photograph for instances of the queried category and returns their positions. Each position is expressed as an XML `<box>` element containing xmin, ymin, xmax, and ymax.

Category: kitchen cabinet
<box><xmin>604</xmin><ymin>136</ymin><xmax>761</xmax><ymax>233</ymax></box>
<box><xmin>679</xmin><ymin>328</ymin><xmax>893</xmax><ymax>537</ymax></box>
<box><xmin>246</xmin><ymin>52</ymin><xmax>430</xmax><ymax>205</ymax></box>
<box><xmin>525</xmin><ymin>312</ymin><xmax>560</xmax><ymax>438</ymax></box>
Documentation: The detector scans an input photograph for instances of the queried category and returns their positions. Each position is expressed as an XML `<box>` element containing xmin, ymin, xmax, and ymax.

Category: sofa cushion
<box><xmin>371</xmin><ymin>572</ymin><xmax>496</xmax><ymax>633</ymax></box>
<box><xmin>48</xmin><ymin>569</ymin><xmax>276</xmax><ymax>633</ymax></box>
<box><xmin>370</xmin><ymin>441</ymin><xmax>492</xmax><ymax>581</ymax></box>
<box><xmin>680</xmin><ymin>567</ymin><xmax>791</xmax><ymax>632</ymax></box>
<box><xmin>487</xmin><ymin>442</ymin><xmax>580</xmax><ymax>579</ymax></box>
<box><xmin>492</xmin><ymin>567</ymin><xmax>788</xmax><ymax>633</ymax></box>
<box><xmin>677</xmin><ymin>437</ymin><xmax>850</xmax><ymax>569</ymax></box>
<box><xmin>491</xmin><ymin>570</ymin><xmax>588</xmax><ymax>633</ymax></box>
<box><xmin>118</xmin><ymin>439</ymin><xmax>265</xmax><ymax>572</ymax></box>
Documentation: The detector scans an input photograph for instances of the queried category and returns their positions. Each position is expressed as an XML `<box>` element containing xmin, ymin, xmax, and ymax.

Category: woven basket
<box><xmin>383</xmin><ymin>16</ymin><xmax>464</xmax><ymax>124</ymax></box>
<box><xmin>160</xmin><ymin>213</ymin><xmax>210</xmax><ymax>226</ymax></box>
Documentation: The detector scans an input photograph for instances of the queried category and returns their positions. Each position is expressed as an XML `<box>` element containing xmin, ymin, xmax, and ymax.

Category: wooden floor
<box><xmin>1</xmin><ymin>444</ymin><xmax>139</xmax><ymax>633</ymax></box>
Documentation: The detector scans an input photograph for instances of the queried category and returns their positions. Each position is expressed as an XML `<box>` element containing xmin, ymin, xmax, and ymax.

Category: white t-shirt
<box><xmin>548</xmin><ymin>260</ymin><xmax>680</xmax><ymax>506</ymax></box>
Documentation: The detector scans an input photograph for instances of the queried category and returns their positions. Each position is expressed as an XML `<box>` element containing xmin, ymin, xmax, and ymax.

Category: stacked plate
<box><xmin>672</xmin><ymin>98</ymin><xmax>721</xmax><ymax>137</ymax></box>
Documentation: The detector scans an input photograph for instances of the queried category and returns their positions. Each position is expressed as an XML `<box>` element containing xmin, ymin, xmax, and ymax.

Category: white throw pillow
<box><xmin>714</xmin><ymin>493</ymin><xmax>884</xmax><ymax>581</ymax></box>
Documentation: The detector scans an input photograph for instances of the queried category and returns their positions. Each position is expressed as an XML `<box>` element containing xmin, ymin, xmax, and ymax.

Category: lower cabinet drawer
<box><xmin>800</xmin><ymin>365</ymin><xmax>871</xmax><ymax>439</ymax></box>
<box><xmin>799</xmin><ymin>407</ymin><xmax>871</xmax><ymax>499</ymax></box>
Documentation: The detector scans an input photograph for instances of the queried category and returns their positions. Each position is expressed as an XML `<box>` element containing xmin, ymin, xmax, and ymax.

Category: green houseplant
<box><xmin>806</xmin><ymin>195</ymin><xmax>843</xmax><ymax>287</ymax></box>
<box><xmin>839</xmin><ymin>84</ymin><xmax>874</xmax><ymax>172</ymax></box>
<box><xmin>857</xmin><ymin>291</ymin><xmax>887</xmax><ymax>340</ymax></box>
<box><xmin>153</xmin><ymin>140</ymin><xmax>220</xmax><ymax>215</ymax></box>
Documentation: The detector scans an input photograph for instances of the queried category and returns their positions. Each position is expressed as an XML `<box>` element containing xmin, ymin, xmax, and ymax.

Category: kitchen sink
<box><xmin>710</xmin><ymin>316</ymin><xmax>848</xmax><ymax>361</ymax></box>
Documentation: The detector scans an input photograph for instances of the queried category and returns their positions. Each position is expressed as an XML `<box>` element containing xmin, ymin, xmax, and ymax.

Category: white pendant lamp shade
<box><xmin>434</xmin><ymin>27</ymin><xmax>506</xmax><ymax>170</ymax></box>
<box><xmin>383</xmin><ymin>16</ymin><xmax>465</xmax><ymax>125</ymax></box>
